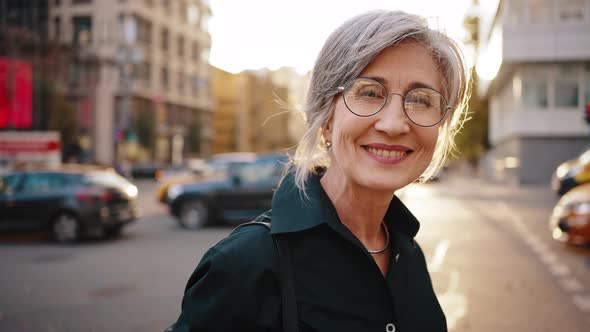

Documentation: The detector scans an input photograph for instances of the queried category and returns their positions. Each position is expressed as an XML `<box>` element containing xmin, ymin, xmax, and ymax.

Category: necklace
<box><xmin>366</xmin><ymin>222</ymin><xmax>390</xmax><ymax>255</ymax></box>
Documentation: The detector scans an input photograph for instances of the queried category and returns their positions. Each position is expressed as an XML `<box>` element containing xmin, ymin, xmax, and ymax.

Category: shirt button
<box><xmin>386</xmin><ymin>323</ymin><xmax>396</xmax><ymax>332</ymax></box>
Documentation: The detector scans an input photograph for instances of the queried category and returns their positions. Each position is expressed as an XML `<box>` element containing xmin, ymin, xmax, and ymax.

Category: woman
<box><xmin>168</xmin><ymin>9</ymin><xmax>469</xmax><ymax>332</ymax></box>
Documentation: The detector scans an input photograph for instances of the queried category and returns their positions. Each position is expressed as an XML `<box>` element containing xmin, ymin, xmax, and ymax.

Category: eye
<box><xmin>406</xmin><ymin>89</ymin><xmax>442</xmax><ymax>110</ymax></box>
<box><xmin>355</xmin><ymin>84</ymin><xmax>385</xmax><ymax>100</ymax></box>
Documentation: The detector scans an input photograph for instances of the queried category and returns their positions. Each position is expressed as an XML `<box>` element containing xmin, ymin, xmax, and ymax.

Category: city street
<box><xmin>0</xmin><ymin>176</ymin><xmax>589</xmax><ymax>332</ymax></box>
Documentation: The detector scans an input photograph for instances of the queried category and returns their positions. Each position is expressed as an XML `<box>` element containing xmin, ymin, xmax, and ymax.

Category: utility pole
<box><xmin>115</xmin><ymin>14</ymin><xmax>142</xmax><ymax>164</ymax></box>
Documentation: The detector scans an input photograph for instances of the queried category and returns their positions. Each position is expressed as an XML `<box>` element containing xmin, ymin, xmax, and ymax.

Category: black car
<box><xmin>166</xmin><ymin>153</ymin><xmax>288</xmax><ymax>229</ymax></box>
<box><xmin>0</xmin><ymin>167</ymin><xmax>140</xmax><ymax>243</ymax></box>
<box><xmin>130</xmin><ymin>162</ymin><xmax>163</xmax><ymax>179</ymax></box>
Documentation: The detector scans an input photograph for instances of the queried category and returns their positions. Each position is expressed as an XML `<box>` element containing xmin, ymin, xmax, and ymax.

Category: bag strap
<box><xmin>273</xmin><ymin>234</ymin><xmax>299</xmax><ymax>332</ymax></box>
<box><xmin>238</xmin><ymin>221</ymin><xmax>299</xmax><ymax>332</ymax></box>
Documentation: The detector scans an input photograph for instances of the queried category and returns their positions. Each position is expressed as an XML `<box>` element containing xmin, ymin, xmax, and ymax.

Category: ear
<box><xmin>323</xmin><ymin>117</ymin><xmax>334</xmax><ymax>143</ymax></box>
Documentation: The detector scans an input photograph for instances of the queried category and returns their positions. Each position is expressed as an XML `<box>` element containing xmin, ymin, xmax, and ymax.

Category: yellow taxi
<box><xmin>550</xmin><ymin>182</ymin><xmax>590</xmax><ymax>245</ymax></box>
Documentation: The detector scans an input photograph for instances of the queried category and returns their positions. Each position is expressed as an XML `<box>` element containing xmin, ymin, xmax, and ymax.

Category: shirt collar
<box><xmin>270</xmin><ymin>168</ymin><xmax>420</xmax><ymax>239</ymax></box>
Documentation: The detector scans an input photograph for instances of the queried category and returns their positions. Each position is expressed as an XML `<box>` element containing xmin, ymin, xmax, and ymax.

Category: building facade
<box><xmin>211</xmin><ymin>66</ymin><xmax>307</xmax><ymax>155</ymax></box>
<box><xmin>476</xmin><ymin>0</ymin><xmax>590</xmax><ymax>184</ymax></box>
<box><xmin>49</xmin><ymin>0</ymin><xmax>213</xmax><ymax>165</ymax></box>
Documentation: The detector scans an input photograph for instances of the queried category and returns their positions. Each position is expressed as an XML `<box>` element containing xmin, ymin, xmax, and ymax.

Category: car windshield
<box><xmin>236</xmin><ymin>158</ymin><xmax>284</xmax><ymax>184</ymax></box>
<box><xmin>0</xmin><ymin>174</ymin><xmax>21</xmax><ymax>193</ymax></box>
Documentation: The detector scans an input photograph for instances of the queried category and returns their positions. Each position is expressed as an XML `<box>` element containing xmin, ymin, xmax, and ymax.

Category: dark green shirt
<box><xmin>170</xmin><ymin>170</ymin><xmax>446</xmax><ymax>332</ymax></box>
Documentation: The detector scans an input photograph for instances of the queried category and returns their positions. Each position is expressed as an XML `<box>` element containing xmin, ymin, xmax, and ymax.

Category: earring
<box><xmin>325</xmin><ymin>141</ymin><xmax>332</xmax><ymax>149</ymax></box>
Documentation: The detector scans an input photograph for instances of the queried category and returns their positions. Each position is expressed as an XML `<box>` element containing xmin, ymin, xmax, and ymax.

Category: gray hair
<box><xmin>292</xmin><ymin>9</ymin><xmax>471</xmax><ymax>193</ymax></box>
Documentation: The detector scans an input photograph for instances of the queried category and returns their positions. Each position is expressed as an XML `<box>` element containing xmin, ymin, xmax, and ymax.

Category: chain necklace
<box><xmin>366</xmin><ymin>222</ymin><xmax>390</xmax><ymax>255</ymax></box>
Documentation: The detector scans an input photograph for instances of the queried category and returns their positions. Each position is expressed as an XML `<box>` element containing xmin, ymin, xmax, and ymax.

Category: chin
<box><xmin>360</xmin><ymin>174</ymin><xmax>413</xmax><ymax>192</ymax></box>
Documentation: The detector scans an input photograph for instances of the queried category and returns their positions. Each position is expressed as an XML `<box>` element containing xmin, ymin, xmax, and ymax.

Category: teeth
<box><xmin>367</xmin><ymin>147</ymin><xmax>406</xmax><ymax>158</ymax></box>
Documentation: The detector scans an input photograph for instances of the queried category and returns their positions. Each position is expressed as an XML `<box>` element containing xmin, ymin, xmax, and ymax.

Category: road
<box><xmin>0</xmin><ymin>176</ymin><xmax>589</xmax><ymax>331</ymax></box>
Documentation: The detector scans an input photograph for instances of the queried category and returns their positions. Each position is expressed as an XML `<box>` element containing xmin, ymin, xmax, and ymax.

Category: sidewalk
<box><xmin>432</xmin><ymin>173</ymin><xmax>559</xmax><ymax>209</ymax></box>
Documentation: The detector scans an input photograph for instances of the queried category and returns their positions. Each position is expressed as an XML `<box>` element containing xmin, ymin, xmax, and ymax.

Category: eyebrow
<box><xmin>362</xmin><ymin>76</ymin><xmax>438</xmax><ymax>92</ymax></box>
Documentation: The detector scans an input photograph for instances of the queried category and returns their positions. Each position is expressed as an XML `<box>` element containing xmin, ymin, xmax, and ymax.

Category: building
<box><xmin>0</xmin><ymin>0</ymin><xmax>51</xmax><ymax>131</ymax></box>
<box><xmin>49</xmin><ymin>0</ymin><xmax>213</xmax><ymax>165</ymax></box>
<box><xmin>475</xmin><ymin>0</ymin><xmax>590</xmax><ymax>184</ymax></box>
<box><xmin>211</xmin><ymin>66</ymin><xmax>306</xmax><ymax>155</ymax></box>
<box><xmin>271</xmin><ymin>66</ymin><xmax>309</xmax><ymax>146</ymax></box>
<box><xmin>211</xmin><ymin>66</ymin><xmax>242</xmax><ymax>153</ymax></box>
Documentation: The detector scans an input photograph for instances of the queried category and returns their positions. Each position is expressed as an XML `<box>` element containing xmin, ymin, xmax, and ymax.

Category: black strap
<box><xmin>273</xmin><ymin>234</ymin><xmax>299</xmax><ymax>332</ymax></box>
<box><xmin>238</xmin><ymin>221</ymin><xmax>299</xmax><ymax>332</ymax></box>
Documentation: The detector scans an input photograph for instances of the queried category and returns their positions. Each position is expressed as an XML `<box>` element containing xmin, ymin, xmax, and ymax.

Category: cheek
<box><xmin>331</xmin><ymin>106</ymin><xmax>363</xmax><ymax>145</ymax></box>
<box><xmin>419</xmin><ymin>127</ymin><xmax>441</xmax><ymax>156</ymax></box>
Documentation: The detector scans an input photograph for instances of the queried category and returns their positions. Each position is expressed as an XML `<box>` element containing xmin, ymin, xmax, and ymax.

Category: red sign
<box><xmin>0</xmin><ymin>140</ymin><xmax>60</xmax><ymax>153</ymax></box>
<box><xmin>0</xmin><ymin>57</ymin><xmax>33</xmax><ymax>128</ymax></box>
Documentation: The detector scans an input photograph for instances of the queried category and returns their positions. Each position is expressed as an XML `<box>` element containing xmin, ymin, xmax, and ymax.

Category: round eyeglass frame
<box><xmin>337</xmin><ymin>77</ymin><xmax>451</xmax><ymax>127</ymax></box>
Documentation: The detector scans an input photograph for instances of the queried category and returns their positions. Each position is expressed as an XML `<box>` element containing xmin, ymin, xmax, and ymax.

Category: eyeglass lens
<box><xmin>343</xmin><ymin>78</ymin><xmax>447</xmax><ymax>127</ymax></box>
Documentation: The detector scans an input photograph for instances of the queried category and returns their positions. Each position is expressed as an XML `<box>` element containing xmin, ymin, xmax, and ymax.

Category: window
<box><xmin>0</xmin><ymin>174</ymin><xmax>21</xmax><ymax>194</ymax></box>
<box><xmin>191</xmin><ymin>75</ymin><xmax>200</xmax><ymax>95</ymax></box>
<box><xmin>555</xmin><ymin>65</ymin><xmax>580</xmax><ymax>108</ymax></box>
<box><xmin>162</xmin><ymin>0</ymin><xmax>171</xmax><ymax>14</ymax></box>
<box><xmin>584</xmin><ymin>72</ymin><xmax>590</xmax><ymax>105</ymax></box>
<box><xmin>161</xmin><ymin>27</ymin><xmax>169</xmax><ymax>52</ymax></box>
<box><xmin>236</xmin><ymin>157</ymin><xmax>284</xmax><ymax>186</ymax></box>
<box><xmin>188</xmin><ymin>4</ymin><xmax>200</xmax><ymax>25</ymax></box>
<box><xmin>161</xmin><ymin>67</ymin><xmax>169</xmax><ymax>88</ymax></box>
<box><xmin>558</xmin><ymin>0</ymin><xmax>585</xmax><ymax>22</ymax></box>
<box><xmin>136</xmin><ymin>16</ymin><xmax>152</xmax><ymax>46</ymax></box>
<box><xmin>179</xmin><ymin>1</ymin><xmax>188</xmax><ymax>23</ymax></box>
<box><xmin>555</xmin><ymin>79</ymin><xmax>578</xmax><ymax>108</ymax></box>
<box><xmin>177</xmin><ymin>35</ymin><xmax>184</xmax><ymax>58</ymax></box>
<box><xmin>21</xmin><ymin>174</ymin><xmax>70</xmax><ymax>193</ymax></box>
<box><xmin>135</xmin><ymin>61</ymin><xmax>151</xmax><ymax>87</ymax></box>
<box><xmin>529</xmin><ymin>0</ymin><xmax>553</xmax><ymax>23</ymax></box>
<box><xmin>523</xmin><ymin>79</ymin><xmax>548</xmax><ymax>109</ymax></box>
<box><xmin>72</xmin><ymin>16</ymin><xmax>92</xmax><ymax>47</ymax></box>
<box><xmin>178</xmin><ymin>71</ymin><xmax>184</xmax><ymax>93</ymax></box>
<box><xmin>192</xmin><ymin>41</ymin><xmax>199</xmax><ymax>61</ymax></box>
<box><xmin>53</xmin><ymin>17</ymin><xmax>61</xmax><ymax>42</ymax></box>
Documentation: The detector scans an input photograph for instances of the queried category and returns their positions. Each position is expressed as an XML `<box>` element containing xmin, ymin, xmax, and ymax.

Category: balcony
<box><xmin>503</xmin><ymin>23</ymin><xmax>590</xmax><ymax>62</ymax></box>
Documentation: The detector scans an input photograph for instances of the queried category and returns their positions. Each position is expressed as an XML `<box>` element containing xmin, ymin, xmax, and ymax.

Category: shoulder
<box><xmin>207</xmin><ymin>213</ymin><xmax>277</xmax><ymax>274</ymax></box>
<box><xmin>174</xmin><ymin>214</ymin><xmax>281</xmax><ymax>330</ymax></box>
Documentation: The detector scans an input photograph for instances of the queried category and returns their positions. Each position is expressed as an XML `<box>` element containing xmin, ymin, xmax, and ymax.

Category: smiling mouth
<box><xmin>362</xmin><ymin>146</ymin><xmax>413</xmax><ymax>159</ymax></box>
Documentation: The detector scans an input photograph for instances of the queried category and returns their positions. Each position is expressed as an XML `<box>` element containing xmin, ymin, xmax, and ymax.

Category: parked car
<box><xmin>166</xmin><ymin>153</ymin><xmax>288</xmax><ymax>229</ymax></box>
<box><xmin>551</xmin><ymin>147</ymin><xmax>590</xmax><ymax>196</ymax></box>
<box><xmin>155</xmin><ymin>153</ymin><xmax>257</xmax><ymax>204</ymax></box>
<box><xmin>0</xmin><ymin>166</ymin><xmax>140</xmax><ymax>243</ymax></box>
<box><xmin>550</xmin><ymin>182</ymin><xmax>590</xmax><ymax>245</ymax></box>
<box><xmin>131</xmin><ymin>162</ymin><xmax>163</xmax><ymax>179</ymax></box>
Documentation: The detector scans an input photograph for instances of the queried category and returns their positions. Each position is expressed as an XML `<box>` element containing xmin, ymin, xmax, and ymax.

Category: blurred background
<box><xmin>0</xmin><ymin>0</ymin><xmax>589</xmax><ymax>331</ymax></box>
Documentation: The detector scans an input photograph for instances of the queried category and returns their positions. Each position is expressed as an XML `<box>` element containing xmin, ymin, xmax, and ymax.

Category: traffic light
<box><xmin>586</xmin><ymin>101</ymin><xmax>590</xmax><ymax>124</ymax></box>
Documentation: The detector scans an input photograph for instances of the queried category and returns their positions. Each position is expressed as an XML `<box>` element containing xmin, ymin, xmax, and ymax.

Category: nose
<box><xmin>373</xmin><ymin>93</ymin><xmax>410</xmax><ymax>136</ymax></box>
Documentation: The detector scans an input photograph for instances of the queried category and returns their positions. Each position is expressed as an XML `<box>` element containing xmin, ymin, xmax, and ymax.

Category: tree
<box><xmin>453</xmin><ymin>68</ymin><xmax>489</xmax><ymax>166</ymax></box>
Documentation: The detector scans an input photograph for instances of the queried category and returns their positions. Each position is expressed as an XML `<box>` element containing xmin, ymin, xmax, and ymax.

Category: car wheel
<box><xmin>179</xmin><ymin>200</ymin><xmax>209</xmax><ymax>230</ymax></box>
<box><xmin>105</xmin><ymin>225</ymin><xmax>124</xmax><ymax>238</ymax></box>
<box><xmin>51</xmin><ymin>213</ymin><xmax>81</xmax><ymax>243</ymax></box>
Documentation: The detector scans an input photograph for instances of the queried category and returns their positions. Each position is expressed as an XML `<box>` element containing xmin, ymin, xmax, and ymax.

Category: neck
<box><xmin>320</xmin><ymin>166</ymin><xmax>393</xmax><ymax>248</ymax></box>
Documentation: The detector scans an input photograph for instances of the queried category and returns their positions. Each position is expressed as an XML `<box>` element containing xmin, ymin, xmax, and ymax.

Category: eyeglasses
<box><xmin>337</xmin><ymin>77</ymin><xmax>451</xmax><ymax>127</ymax></box>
